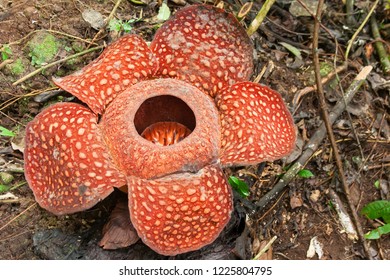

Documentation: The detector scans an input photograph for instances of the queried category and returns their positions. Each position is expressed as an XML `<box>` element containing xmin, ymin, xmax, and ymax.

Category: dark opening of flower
<box><xmin>134</xmin><ymin>95</ymin><xmax>196</xmax><ymax>146</ymax></box>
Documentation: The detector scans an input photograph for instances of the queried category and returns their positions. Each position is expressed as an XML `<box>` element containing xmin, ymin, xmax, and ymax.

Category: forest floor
<box><xmin>0</xmin><ymin>0</ymin><xmax>389</xmax><ymax>260</ymax></box>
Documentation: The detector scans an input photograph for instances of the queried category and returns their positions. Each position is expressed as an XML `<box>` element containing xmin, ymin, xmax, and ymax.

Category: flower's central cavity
<box><xmin>134</xmin><ymin>95</ymin><xmax>196</xmax><ymax>146</ymax></box>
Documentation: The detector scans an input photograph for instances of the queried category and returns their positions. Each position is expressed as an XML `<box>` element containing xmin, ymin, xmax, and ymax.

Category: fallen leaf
<box><xmin>365</xmin><ymin>43</ymin><xmax>374</xmax><ymax>59</ymax></box>
<box><xmin>325</xmin><ymin>223</ymin><xmax>333</xmax><ymax>236</ymax></box>
<box><xmin>290</xmin><ymin>192</ymin><xmax>303</xmax><ymax>209</ymax></box>
<box><xmin>309</xmin><ymin>189</ymin><xmax>321</xmax><ymax>203</ymax></box>
<box><xmin>0</xmin><ymin>192</ymin><xmax>18</xmax><ymax>203</ymax></box>
<box><xmin>306</xmin><ymin>236</ymin><xmax>324</xmax><ymax>259</ymax></box>
<box><xmin>82</xmin><ymin>9</ymin><xmax>105</xmax><ymax>30</ymax></box>
<box><xmin>157</xmin><ymin>2</ymin><xmax>171</xmax><ymax>21</ymax></box>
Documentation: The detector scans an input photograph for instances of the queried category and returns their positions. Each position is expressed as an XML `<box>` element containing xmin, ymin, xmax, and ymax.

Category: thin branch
<box><xmin>345</xmin><ymin>0</ymin><xmax>357</xmax><ymax>27</ymax></box>
<box><xmin>12</xmin><ymin>45</ymin><xmax>104</xmax><ymax>86</ymax></box>
<box><xmin>370</xmin><ymin>14</ymin><xmax>390</xmax><ymax>75</ymax></box>
<box><xmin>0</xmin><ymin>203</ymin><xmax>37</xmax><ymax>232</ymax></box>
<box><xmin>253</xmin><ymin>66</ymin><xmax>372</xmax><ymax>213</ymax></box>
<box><xmin>87</xmin><ymin>0</ymin><xmax>124</xmax><ymax>48</ymax></box>
<box><xmin>4</xmin><ymin>29</ymin><xmax>96</xmax><ymax>49</ymax></box>
<box><xmin>0</xmin><ymin>59</ymin><xmax>13</xmax><ymax>70</ymax></box>
<box><xmin>313</xmin><ymin>0</ymin><xmax>373</xmax><ymax>260</ymax></box>
<box><xmin>292</xmin><ymin>63</ymin><xmax>348</xmax><ymax>110</ymax></box>
<box><xmin>295</xmin><ymin>0</ymin><xmax>342</xmax><ymax>56</ymax></box>
<box><xmin>344</xmin><ymin>0</ymin><xmax>380</xmax><ymax>61</ymax></box>
<box><xmin>252</xmin><ymin>236</ymin><xmax>277</xmax><ymax>260</ymax></box>
<box><xmin>246</xmin><ymin>0</ymin><xmax>276</xmax><ymax>36</ymax></box>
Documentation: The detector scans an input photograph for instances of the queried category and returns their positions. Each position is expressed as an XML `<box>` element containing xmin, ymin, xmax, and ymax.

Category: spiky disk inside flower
<box><xmin>150</xmin><ymin>4</ymin><xmax>254</xmax><ymax>97</ymax></box>
<box><xmin>24</xmin><ymin>103</ymin><xmax>126</xmax><ymax>215</ymax></box>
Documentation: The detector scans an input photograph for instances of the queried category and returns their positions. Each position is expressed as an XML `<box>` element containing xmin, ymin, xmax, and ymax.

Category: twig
<box><xmin>344</xmin><ymin>0</ymin><xmax>380</xmax><ymax>61</ymax></box>
<box><xmin>0</xmin><ymin>87</ymin><xmax>57</xmax><ymax>112</ymax></box>
<box><xmin>246</xmin><ymin>0</ymin><xmax>276</xmax><ymax>36</ymax></box>
<box><xmin>313</xmin><ymin>0</ymin><xmax>373</xmax><ymax>260</ymax></box>
<box><xmin>370</xmin><ymin>15</ymin><xmax>390</xmax><ymax>75</ymax></box>
<box><xmin>252</xmin><ymin>236</ymin><xmax>277</xmax><ymax>260</ymax></box>
<box><xmin>366</xmin><ymin>163</ymin><xmax>390</xmax><ymax>170</ymax></box>
<box><xmin>295</xmin><ymin>0</ymin><xmax>342</xmax><ymax>55</ymax></box>
<box><xmin>0</xmin><ymin>59</ymin><xmax>13</xmax><ymax>70</ymax></box>
<box><xmin>237</xmin><ymin>1</ymin><xmax>253</xmax><ymax>21</ymax></box>
<box><xmin>253</xmin><ymin>66</ymin><xmax>372</xmax><ymax>213</ymax></box>
<box><xmin>12</xmin><ymin>45</ymin><xmax>104</xmax><ymax>86</ymax></box>
<box><xmin>87</xmin><ymin>0</ymin><xmax>124</xmax><ymax>48</ymax></box>
<box><xmin>345</xmin><ymin>0</ymin><xmax>357</xmax><ymax>27</ymax></box>
<box><xmin>292</xmin><ymin>63</ymin><xmax>348</xmax><ymax>110</ymax></box>
<box><xmin>0</xmin><ymin>202</ymin><xmax>37</xmax><ymax>232</ymax></box>
<box><xmin>4</xmin><ymin>29</ymin><xmax>96</xmax><ymax>49</ymax></box>
<box><xmin>0</xmin><ymin>230</ymin><xmax>31</xmax><ymax>243</ymax></box>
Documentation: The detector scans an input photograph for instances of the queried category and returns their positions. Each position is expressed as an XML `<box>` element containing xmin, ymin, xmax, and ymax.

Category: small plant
<box><xmin>0</xmin><ymin>184</ymin><xmax>10</xmax><ymax>193</ymax></box>
<box><xmin>1</xmin><ymin>44</ymin><xmax>12</xmax><ymax>61</ymax></box>
<box><xmin>28</xmin><ymin>32</ymin><xmax>60</xmax><ymax>66</ymax></box>
<box><xmin>361</xmin><ymin>200</ymin><xmax>390</xmax><ymax>239</ymax></box>
<box><xmin>0</xmin><ymin>172</ymin><xmax>14</xmax><ymax>194</ymax></box>
<box><xmin>0</xmin><ymin>125</ymin><xmax>15</xmax><ymax>137</ymax></box>
<box><xmin>228</xmin><ymin>176</ymin><xmax>250</xmax><ymax>198</ymax></box>
<box><xmin>9</xmin><ymin>58</ymin><xmax>25</xmax><ymax>75</ymax></box>
<box><xmin>109</xmin><ymin>18</ymin><xmax>140</xmax><ymax>33</ymax></box>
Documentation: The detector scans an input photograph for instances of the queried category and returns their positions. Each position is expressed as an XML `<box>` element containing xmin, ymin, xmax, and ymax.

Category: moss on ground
<box><xmin>8</xmin><ymin>58</ymin><xmax>25</xmax><ymax>75</ymax></box>
<box><xmin>28</xmin><ymin>32</ymin><xmax>60</xmax><ymax>67</ymax></box>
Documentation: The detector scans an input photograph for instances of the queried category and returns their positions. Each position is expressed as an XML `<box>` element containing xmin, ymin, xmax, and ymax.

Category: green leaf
<box><xmin>0</xmin><ymin>184</ymin><xmax>10</xmax><ymax>193</ymax></box>
<box><xmin>319</xmin><ymin>62</ymin><xmax>334</xmax><ymax>77</ymax></box>
<box><xmin>364</xmin><ymin>223</ymin><xmax>390</xmax><ymax>240</ymax></box>
<box><xmin>361</xmin><ymin>200</ymin><xmax>390</xmax><ymax>220</ymax></box>
<box><xmin>0</xmin><ymin>125</ymin><xmax>15</xmax><ymax>137</ymax></box>
<box><xmin>328</xmin><ymin>200</ymin><xmax>335</xmax><ymax>210</ymax></box>
<box><xmin>374</xmin><ymin>180</ymin><xmax>380</xmax><ymax>189</ymax></box>
<box><xmin>228</xmin><ymin>176</ymin><xmax>250</xmax><ymax>198</ymax></box>
<box><xmin>297</xmin><ymin>169</ymin><xmax>314</xmax><ymax>178</ymax></box>
<box><xmin>108</xmin><ymin>19</ymin><xmax>122</xmax><ymax>32</ymax></box>
<box><xmin>280</xmin><ymin>42</ymin><xmax>302</xmax><ymax>60</ymax></box>
<box><xmin>122</xmin><ymin>21</ymin><xmax>133</xmax><ymax>33</ymax></box>
<box><xmin>1</xmin><ymin>44</ymin><xmax>12</xmax><ymax>61</ymax></box>
<box><xmin>157</xmin><ymin>2</ymin><xmax>171</xmax><ymax>21</ymax></box>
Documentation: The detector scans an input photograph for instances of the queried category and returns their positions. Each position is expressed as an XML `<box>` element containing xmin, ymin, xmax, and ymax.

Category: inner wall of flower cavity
<box><xmin>134</xmin><ymin>95</ymin><xmax>196</xmax><ymax>146</ymax></box>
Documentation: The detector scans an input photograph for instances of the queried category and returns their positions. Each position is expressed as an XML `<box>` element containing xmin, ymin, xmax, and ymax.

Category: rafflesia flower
<box><xmin>24</xmin><ymin>4</ymin><xmax>296</xmax><ymax>256</ymax></box>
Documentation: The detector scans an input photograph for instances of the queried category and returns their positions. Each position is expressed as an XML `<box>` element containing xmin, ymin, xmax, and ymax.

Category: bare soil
<box><xmin>0</xmin><ymin>0</ymin><xmax>389</xmax><ymax>260</ymax></box>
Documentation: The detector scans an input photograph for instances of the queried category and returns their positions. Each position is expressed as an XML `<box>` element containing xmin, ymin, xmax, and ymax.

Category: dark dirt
<box><xmin>0</xmin><ymin>0</ymin><xmax>389</xmax><ymax>260</ymax></box>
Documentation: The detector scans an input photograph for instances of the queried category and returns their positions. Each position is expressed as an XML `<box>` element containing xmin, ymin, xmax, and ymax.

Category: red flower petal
<box><xmin>100</xmin><ymin>78</ymin><xmax>220</xmax><ymax>179</ymax></box>
<box><xmin>53</xmin><ymin>35</ymin><xmax>156</xmax><ymax>115</ymax></box>
<box><xmin>24</xmin><ymin>103</ymin><xmax>126</xmax><ymax>215</ymax></box>
<box><xmin>127</xmin><ymin>164</ymin><xmax>233</xmax><ymax>256</ymax></box>
<box><xmin>216</xmin><ymin>82</ymin><xmax>296</xmax><ymax>166</ymax></box>
<box><xmin>150</xmin><ymin>4</ymin><xmax>253</xmax><ymax>97</ymax></box>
